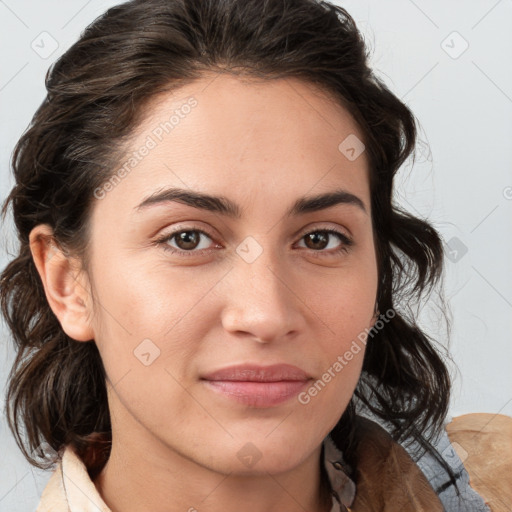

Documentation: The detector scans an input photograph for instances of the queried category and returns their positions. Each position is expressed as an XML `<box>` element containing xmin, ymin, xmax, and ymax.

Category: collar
<box><xmin>322</xmin><ymin>435</ymin><xmax>357</xmax><ymax>511</ymax></box>
<box><xmin>36</xmin><ymin>435</ymin><xmax>356</xmax><ymax>512</ymax></box>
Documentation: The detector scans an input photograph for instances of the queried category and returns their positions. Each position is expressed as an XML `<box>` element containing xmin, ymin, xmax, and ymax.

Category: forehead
<box><xmin>97</xmin><ymin>74</ymin><xmax>370</xmax><ymax>212</ymax></box>
<box><xmin>137</xmin><ymin>73</ymin><xmax>366</xmax><ymax>152</ymax></box>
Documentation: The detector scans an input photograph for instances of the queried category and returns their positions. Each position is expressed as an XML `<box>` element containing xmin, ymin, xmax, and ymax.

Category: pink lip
<box><xmin>201</xmin><ymin>364</ymin><xmax>312</xmax><ymax>407</ymax></box>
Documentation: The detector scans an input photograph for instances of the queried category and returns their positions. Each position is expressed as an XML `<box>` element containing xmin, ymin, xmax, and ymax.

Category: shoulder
<box><xmin>348</xmin><ymin>415</ymin><xmax>445</xmax><ymax>511</ymax></box>
<box><xmin>446</xmin><ymin>413</ymin><xmax>512</xmax><ymax>511</ymax></box>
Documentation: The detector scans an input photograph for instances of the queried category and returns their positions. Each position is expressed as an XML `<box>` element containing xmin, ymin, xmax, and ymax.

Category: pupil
<box><xmin>178</xmin><ymin>231</ymin><xmax>199</xmax><ymax>250</ymax></box>
<box><xmin>307</xmin><ymin>232</ymin><xmax>328</xmax><ymax>250</ymax></box>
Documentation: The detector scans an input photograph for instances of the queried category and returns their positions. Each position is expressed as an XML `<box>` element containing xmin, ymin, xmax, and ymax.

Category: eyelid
<box><xmin>297</xmin><ymin>222</ymin><xmax>352</xmax><ymax>239</ymax></box>
<box><xmin>156</xmin><ymin>222</ymin><xmax>218</xmax><ymax>240</ymax></box>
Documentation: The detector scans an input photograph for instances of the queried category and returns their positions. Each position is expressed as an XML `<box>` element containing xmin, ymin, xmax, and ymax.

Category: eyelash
<box><xmin>154</xmin><ymin>225</ymin><xmax>353</xmax><ymax>258</ymax></box>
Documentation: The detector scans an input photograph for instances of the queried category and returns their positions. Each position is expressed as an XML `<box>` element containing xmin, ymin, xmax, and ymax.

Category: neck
<box><xmin>93</xmin><ymin>431</ymin><xmax>333</xmax><ymax>512</ymax></box>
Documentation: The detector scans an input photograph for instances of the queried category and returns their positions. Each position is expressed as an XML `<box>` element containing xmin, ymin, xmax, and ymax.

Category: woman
<box><xmin>0</xmin><ymin>0</ymin><xmax>503</xmax><ymax>510</ymax></box>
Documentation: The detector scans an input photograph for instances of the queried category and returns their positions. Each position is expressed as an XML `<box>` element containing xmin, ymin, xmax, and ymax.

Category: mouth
<box><xmin>200</xmin><ymin>363</ymin><xmax>313</xmax><ymax>408</ymax></box>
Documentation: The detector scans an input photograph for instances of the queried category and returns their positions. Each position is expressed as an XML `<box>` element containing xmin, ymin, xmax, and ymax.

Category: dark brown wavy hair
<box><xmin>1</xmin><ymin>0</ymin><xmax>458</xmax><ymax>492</ymax></box>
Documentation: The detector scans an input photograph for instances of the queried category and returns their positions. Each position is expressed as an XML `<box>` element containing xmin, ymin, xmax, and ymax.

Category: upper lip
<box><xmin>201</xmin><ymin>364</ymin><xmax>312</xmax><ymax>382</ymax></box>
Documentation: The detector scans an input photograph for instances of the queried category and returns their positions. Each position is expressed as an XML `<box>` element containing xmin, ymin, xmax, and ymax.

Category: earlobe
<box><xmin>29</xmin><ymin>224</ymin><xmax>95</xmax><ymax>342</ymax></box>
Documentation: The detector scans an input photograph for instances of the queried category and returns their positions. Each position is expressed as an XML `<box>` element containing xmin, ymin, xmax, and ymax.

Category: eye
<box><xmin>155</xmin><ymin>227</ymin><xmax>218</xmax><ymax>256</ymax></box>
<box><xmin>296</xmin><ymin>228</ymin><xmax>353</xmax><ymax>256</ymax></box>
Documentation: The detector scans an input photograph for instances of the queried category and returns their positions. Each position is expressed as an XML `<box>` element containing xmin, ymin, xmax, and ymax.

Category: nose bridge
<box><xmin>221</xmin><ymin>235</ymin><xmax>301</xmax><ymax>341</ymax></box>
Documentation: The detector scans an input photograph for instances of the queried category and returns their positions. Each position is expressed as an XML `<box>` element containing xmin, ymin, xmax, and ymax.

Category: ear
<box><xmin>29</xmin><ymin>224</ymin><xmax>94</xmax><ymax>342</ymax></box>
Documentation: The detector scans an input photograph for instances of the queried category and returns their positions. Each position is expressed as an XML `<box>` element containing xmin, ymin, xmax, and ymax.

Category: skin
<box><xmin>30</xmin><ymin>74</ymin><xmax>378</xmax><ymax>512</ymax></box>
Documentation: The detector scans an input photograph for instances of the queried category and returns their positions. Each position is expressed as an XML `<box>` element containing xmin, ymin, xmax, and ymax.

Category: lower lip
<box><xmin>202</xmin><ymin>380</ymin><xmax>311</xmax><ymax>407</ymax></box>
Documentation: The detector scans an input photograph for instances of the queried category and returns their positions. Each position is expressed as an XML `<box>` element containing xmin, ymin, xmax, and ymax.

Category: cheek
<box><xmin>306</xmin><ymin>264</ymin><xmax>378</xmax><ymax>343</ymax></box>
<box><xmin>88</xmin><ymin>258</ymin><xmax>230</xmax><ymax>422</ymax></box>
<box><xmin>90</xmin><ymin>256</ymin><xmax>218</xmax><ymax>347</ymax></box>
<box><xmin>88</xmin><ymin>260</ymin><xmax>206</xmax><ymax>428</ymax></box>
<box><xmin>293</xmin><ymin>270</ymin><xmax>376</xmax><ymax>422</ymax></box>
<box><xmin>300</xmin><ymin>261</ymin><xmax>377</xmax><ymax>390</ymax></box>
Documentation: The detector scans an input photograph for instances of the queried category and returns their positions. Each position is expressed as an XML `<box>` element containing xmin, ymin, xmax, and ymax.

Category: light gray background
<box><xmin>1</xmin><ymin>0</ymin><xmax>511</xmax><ymax>509</ymax></box>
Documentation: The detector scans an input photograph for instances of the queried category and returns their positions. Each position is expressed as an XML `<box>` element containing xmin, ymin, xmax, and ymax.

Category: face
<box><xmin>82</xmin><ymin>74</ymin><xmax>378</xmax><ymax>475</ymax></box>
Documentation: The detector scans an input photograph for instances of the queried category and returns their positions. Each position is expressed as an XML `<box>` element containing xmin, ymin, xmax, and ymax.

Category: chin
<box><xmin>199</xmin><ymin>435</ymin><xmax>313</xmax><ymax>476</ymax></box>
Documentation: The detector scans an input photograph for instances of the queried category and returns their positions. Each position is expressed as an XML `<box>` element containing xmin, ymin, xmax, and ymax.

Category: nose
<box><xmin>220</xmin><ymin>246</ymin><xmax>305</xmax><ymax>344</ymax></box>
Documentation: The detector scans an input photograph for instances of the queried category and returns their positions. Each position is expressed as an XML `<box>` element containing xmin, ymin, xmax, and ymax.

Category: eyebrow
<box><xmin>134</xmin><ymin>187</ymin><xmax>367</xmax><ymax>217</ymax></box>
